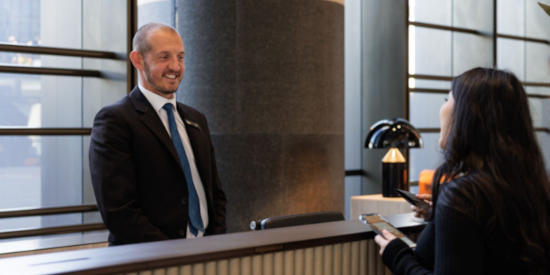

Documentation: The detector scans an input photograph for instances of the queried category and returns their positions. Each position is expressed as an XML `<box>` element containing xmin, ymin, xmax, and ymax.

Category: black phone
<box><xmin>395</xmin><ymin>188</ymin><xmax>430</xmax><ymax>208</ymax></box>
<box><xmin>360</xmin><ymin>213</ymin><xmax>416</xmax><ymax>248</ymax></box>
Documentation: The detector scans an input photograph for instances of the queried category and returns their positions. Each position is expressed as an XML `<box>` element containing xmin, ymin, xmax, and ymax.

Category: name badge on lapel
<box><xmin>185</xmin><ymin>119</ymin><xmax>201</xmax><ymax>131</ymax></box>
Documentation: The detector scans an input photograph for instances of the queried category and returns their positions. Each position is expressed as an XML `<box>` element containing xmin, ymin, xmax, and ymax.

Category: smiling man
<box><xmin>89</xmin><ymin>23</ymin><xmax>226</xmax><ymax>245</ymax></box>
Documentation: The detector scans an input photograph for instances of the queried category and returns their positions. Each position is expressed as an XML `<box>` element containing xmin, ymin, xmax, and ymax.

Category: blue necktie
<box><xmin>162</xmin><ymin>103</ymin><xmax>204</xmax><ymax>236</ymax></box>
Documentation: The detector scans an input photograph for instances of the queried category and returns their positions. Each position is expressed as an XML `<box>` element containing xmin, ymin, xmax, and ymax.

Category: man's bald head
<box><xmin>132</xmin><ymin>23</ymin><xmax>179</xmax><ymax>55</ymax></box>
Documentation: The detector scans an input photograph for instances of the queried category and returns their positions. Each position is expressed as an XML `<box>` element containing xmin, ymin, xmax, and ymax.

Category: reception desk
<box><xmin>0</xmin><ymin>213</ymin><xmax>425</xmax><ymax>275</ymax></box>
<box><xmin>350</xmin><ymin>194</ymin><xmax>413</xmax><ymax>220</ymax></box>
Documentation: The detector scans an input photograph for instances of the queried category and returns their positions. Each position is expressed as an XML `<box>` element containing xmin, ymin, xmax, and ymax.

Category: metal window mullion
<box><xmin>410</xmin><ymin>74</ymin><xmax>550</xmax><ymax>88</ymax></box>
<box><xmin>0</xmin><ymin>223</ymin><xmax>106</xmax><ymax>239</ymax></box>
<box><xmin>0</xmin><ymin>205</ymin><xmax>98</xmax><ymax>219</ymax></box>
<box><xmin>0</xmin><ymin>43</ymin><xmax>119</xmax><ymax>59</ymax></box>
<box><xmin>0</xmin><ymin>65</ymin><xmax>100</xmax><ymax>77</ymax></box>
<box><xmin>408</xmin><ymin>74</ymin><xmax>454</xmax><ymax>81</ymax></box>
<box><xmin>496</xmin><ymin>34</ymin><xmax>550</xmax><ymax>45</ymax></box>
<box><xmin>0</xmin><ymin>128</ymin><xmax>91</xmax><ymax>135</ymax></box>
<box><xmin>410</xmin><ymin>88</ymin><xmax>550</xmax><ymax>98</ymax></box>
<box><xmin>408</xmin><ymin>21</ymin><xmax>482</xmax><ymax>36</ymax></box>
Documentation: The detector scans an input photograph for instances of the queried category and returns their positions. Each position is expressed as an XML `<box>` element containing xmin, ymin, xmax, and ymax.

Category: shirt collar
<box><xmin>138</xmin><ymin>83</ymin><xmax>177</xmax><ymax>112</ymax></box>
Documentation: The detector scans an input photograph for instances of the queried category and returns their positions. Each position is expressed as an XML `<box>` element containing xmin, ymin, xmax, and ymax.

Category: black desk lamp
<box><xmin>365</xmin><ymin>118</ymin><xmax>423</xmax><ymax>197</ymax></box>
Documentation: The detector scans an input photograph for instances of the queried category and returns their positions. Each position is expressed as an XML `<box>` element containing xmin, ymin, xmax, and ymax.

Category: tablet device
<box><xmin>395</xmin><ymin>188</ymin><xmax>430</xmax><ymax>208</ymax></box>
<box><xmin>360</xmin><ymin>213</ymin><xmax>416</xmax><ymax>248</ymax></box>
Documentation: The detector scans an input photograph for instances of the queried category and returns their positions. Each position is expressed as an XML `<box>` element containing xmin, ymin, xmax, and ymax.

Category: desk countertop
<box><xmin>351</xmin><ymin>194</ymin><xmax>413</xmax><ymax>220</ymax></box>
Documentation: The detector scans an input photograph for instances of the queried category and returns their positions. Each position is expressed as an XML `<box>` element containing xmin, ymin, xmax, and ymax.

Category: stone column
<box><xmin>177</xmin><ymin>0</ymin><xmax>344</xmax><ymax>232</ymax></box>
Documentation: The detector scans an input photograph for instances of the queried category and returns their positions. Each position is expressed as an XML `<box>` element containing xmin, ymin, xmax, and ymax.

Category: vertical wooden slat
<box><xmin>166</xmin><ymin>266</ymin><xmax>179</xmax><ymax>275</ymax></box>
<box><xmin>367</xmin><ymin>240</ymin><xmax>377</xmax><ymax>275</ymax></box>
<box><xmin>332</xmin><ymin>243</ymin><xmax>342</xmax><ymax>275</ymax></box>
<box><xmin>304</xmin><ymin>247</ymin><xmax>314</xmax><ymax>275</ymax></box>
<box><xmin>252</xmin><ymin>255</ymin><xmax>262</xmax><ymax>275</ymax></box>
<box><xmin>323</xmin><ymin>245</ymin><xmax>333</xmax><ymax>275</ymax></box>
<box><xmin>294</xmin><ymin>248</ymin><xmax>304</xmax><ymax>275</ymax></box>
<box><xmin>376</xmin><ymin>244</ymin><xmax>384</xmax><ymax>275</ymax></box>
<box><xmin>273</xmin><ymin>251</ymin><xmax>283</xmax><ymax>275</ymax></box>
<box><xmin>342</xmin><ymin>242</ymin><xmax>351</xmax><ymax>275</ymax></box>
<box><xmin>205</xmin><ymin>260</ymin><xmax>216</xmax><ymax>275</ymax></box>
<box><xmin>241</xmin><ymin>256</ymin><xmax>252</xmax><ymax>275</ymax></box>
<box><xmin>181</xmin><ymin>265</ymin><xmax>192</xmax><ymax>275</ymax></box>
<box><xmin>313</xmin><ymin>246</ymin><xmax>323</xmax><ymax>275</ymax></box>
<box><xmin>229</xmin><ymin>258</ymin><xmax>240</xmax><ymax>275</ymax></box>
<box><xmin>217</xmin><ymin>259</ymin><xmax>228</xmax><ymax>275</ymax></box>
<box><xmin>138</xmin><ymin>271</ymin><xmax>152</xmax><ymax>275</ymax></box>
<box><xmin>192</xmin><ymin>263</ymin><xmax>204</xmax><ymax>275</ymax></box>
<box><xmin>263</xmin><ymin>253</ymin><xmax>274</xmax><ymax>275</ymax></box>
<box><xmin>350</xmin><ymin>241</ymin><xmax>359</xmax><ymax>275</ymax></box>
<box><xmin>284</xmin><ymin>249</ymin><xmax>294</xmax><ymax>275</ymax></box>
<box><xmin>359</xmin><ymin>240</ymin><xmax>367</xmax><ymax>275</ymax></box>
<box><xmin>152</xmin><ymin>268</ymin><xmax>166</xmax><ymax>275</ymax></box>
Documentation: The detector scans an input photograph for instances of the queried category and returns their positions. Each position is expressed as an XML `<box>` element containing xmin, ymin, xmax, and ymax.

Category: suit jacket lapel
<box><xmin>129</xmin><ymin>88</ymin><xmax>182</xmax><ymax>167</ymax></box>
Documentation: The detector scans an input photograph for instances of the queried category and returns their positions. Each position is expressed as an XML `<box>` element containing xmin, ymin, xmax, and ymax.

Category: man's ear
<box><xmin>129</xmin><ymin>51</ymin><xmax>144</xmax><ymax>71</ymax></box>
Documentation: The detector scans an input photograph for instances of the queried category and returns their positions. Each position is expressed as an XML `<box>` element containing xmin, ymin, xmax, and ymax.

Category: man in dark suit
<box><xmin>89</xmin><ymin>23</ymin><xmax>226</xmax><ymax>245</ymax></box>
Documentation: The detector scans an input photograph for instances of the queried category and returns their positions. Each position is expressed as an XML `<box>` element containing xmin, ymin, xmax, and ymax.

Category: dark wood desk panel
<box><xmin>0</xmin><ymin>213</ymin><xmax>425</xmax><ymax>274</ymax></box>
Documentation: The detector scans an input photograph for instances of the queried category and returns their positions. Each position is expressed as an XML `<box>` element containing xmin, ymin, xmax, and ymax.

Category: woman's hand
<box><xmin>374</xmin><ymin>229</ymin><xmax>397</xmax><ymax>255</ymax></box>
<box><xmin>412</xmin><ymin>193</ymin><xmax>432</xmax><ymax>219</ymax></box>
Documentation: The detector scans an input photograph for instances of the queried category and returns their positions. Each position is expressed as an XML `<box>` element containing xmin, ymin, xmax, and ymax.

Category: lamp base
<box><xmin>382</xmin><ymin>162</ymin><xmax>408</xmax><ymax>197</ymax></box>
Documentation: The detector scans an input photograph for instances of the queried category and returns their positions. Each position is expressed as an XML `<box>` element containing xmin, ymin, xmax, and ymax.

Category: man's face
<box><xmin>139</xmin><ymin>29</ymin><xmax>185</xmax><ymax>98</ymax></box>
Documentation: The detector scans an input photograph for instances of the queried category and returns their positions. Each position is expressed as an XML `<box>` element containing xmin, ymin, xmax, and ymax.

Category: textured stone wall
<box><xmin>176</xmin><ymin>0</ymin><xmax>344</xmax><ymax>232</ymax></box>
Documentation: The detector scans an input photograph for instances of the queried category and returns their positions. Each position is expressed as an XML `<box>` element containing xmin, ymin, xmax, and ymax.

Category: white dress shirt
<box><xmin>139</xmin><ymin>84</ymin><xmax>209</xmax><ymax>238</ymax></box>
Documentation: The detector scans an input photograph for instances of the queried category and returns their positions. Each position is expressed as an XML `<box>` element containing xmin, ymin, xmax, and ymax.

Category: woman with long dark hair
<box><xmin>375</xmin><ymin>67</ymin><xmax>550</xmax><ymax>274</ymax></box>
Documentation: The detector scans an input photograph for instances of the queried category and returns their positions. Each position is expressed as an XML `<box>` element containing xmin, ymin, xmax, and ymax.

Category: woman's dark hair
<box><xmin>431</xmin><ymin>67</ymin><xmax>550</xmax><ymax>271</ymax></box>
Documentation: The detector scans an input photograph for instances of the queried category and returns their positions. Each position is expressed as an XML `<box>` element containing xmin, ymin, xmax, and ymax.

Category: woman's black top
<box><xmin>382</xmin><ymin>180</ymin><xmax>533</xmax><ymax>275</ymax></box>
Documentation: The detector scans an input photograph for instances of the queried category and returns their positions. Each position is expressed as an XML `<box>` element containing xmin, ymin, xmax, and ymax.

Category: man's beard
<box><xmin>143</xmin><ymin>62</ymin><xmax>179</xmax><ymax>95</ymax></box>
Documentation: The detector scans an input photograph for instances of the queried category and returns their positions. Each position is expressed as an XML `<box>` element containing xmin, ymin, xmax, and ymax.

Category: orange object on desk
<box><xmin>418</xmin><ymin>169</ymin><xmax>434</xmax><ymax>194</ymax></box>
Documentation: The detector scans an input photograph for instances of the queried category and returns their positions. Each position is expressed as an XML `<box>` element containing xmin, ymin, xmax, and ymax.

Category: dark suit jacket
<box><xmin>89</xmin><ymin>87</ymin><xmax>226</xmax><ymax>245</ymax></box>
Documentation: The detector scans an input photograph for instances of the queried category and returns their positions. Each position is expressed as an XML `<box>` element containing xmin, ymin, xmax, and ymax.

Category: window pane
<box><xmin>410</xmin><ymin>27</ymin><xmax>451</xmax><ymax>76</ymax></box>
<box><xmin>82</xmin><ymin>0</ymin><xmax>127</xmax><ymax>52</ymax></box>
<box><xmin>0</xmin><ymin>0</ymin><xmax>40</xmax><ymax>46</ymax></box>
<box><xmin>0</xmin><ymin>231</ymin><xmax>107</xmax><ymax>255</ymax></box>
<box><xmin>410</xmin><ymin>79</ymin><xmax>451</xmax><ymax>89</ymax></box>
<box><xmin>525</xmin><ymin>42</ymin><xmax>550</xmax><ymax>83</ymax></box>
<box><xmin>453</xmin><ymin>33</ymin><xmax>493</xmax><ymax>76</ymax></box>
<box><xmin>82</xmin><ymin>68</ymin><xmax>128</xmax><ymax>127</ymax></box>
<box><xmin>526</xmin><ymin>88</ymin><xmax>550</xmax><ymax>141</ymax></box>
<box><xmin>0</xmin><ymin>136</ymin><xmax>84</xmax><ymax>209</ymax></box>
<box><xmin>537</xmin><ymin>132</ymin><xmax>550</xmax><ymax>173</ymax></box>
<box><xmin>138</xmin><ymin>0</ymin><xmax>173</xmax><ymax>27</ymax></box>
<box><xmin>497</xmin><ymin>0</ymin><xmax>525</xmax><ymax>36</ymax></box>
<box><xmin>0</xmin><ymin>214</ymin><xmax>81</xmax><ymax>233</ymax></box>
<box><xmin>529</xmin><ymin>98</ymin><xmax>547</xmax><ymax>128</ymax></box>
<box><xmin>497</xmin><ymin>38</ymin><xmax>525</xmax><ymax>80</ymax></box>
<box><xmin>410</xmin><ymin>133</ymin><xmax>442</xmax><ymax>181</ymax></box>
<box><xmin>453</xmin><ymin>0</ymin><xmax>493</xmax><ymax>32</ymax></box>
<box><xmin>0</xmin><ymin>73</ymin><xmax>83</xmax><ymax>127</ymax></box>
<box><xmin>526</xmin><ymin>86</ymin><xmax>550</xmax><ymax>96</ymax></box>
<box><xmin>0</xmin><ymin>0</ymin><xmax>82</xmax><ymax>48</ymax></box>
<box><xmin>409</xmin><ymin>92</ymin><xmax>446</xmax><ymax>128</ymax></box>
<box><xmin>410</xmin><ymin>0</ymin><xmax>451</xmax><ymax>25</ymax></box>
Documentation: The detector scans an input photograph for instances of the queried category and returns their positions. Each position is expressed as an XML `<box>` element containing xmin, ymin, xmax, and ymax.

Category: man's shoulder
<box><xmin>96</xmin><ymin>87</ymin><xmax>144</xmax><ymax>117</ymax></box>
<box><xmin>96</xmin><ymin>95</ymin><xmax>132</xmax><ymax>117</ymax></box>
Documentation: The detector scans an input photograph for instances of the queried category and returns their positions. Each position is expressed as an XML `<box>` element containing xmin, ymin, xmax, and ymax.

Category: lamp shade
<box><xmin>539</xmin><ymin>2</ymin><xmax>550</xmax><ymax>16</ymax></box>
<box><xmin>364</xmin><ymin>118</ymin><xmax>423</xmax><ymax>197</ymax></box>
<box><xmin>365</xmin><ymin>118</ymin><xmax>423</xmax><ymax>149</ymax></box>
